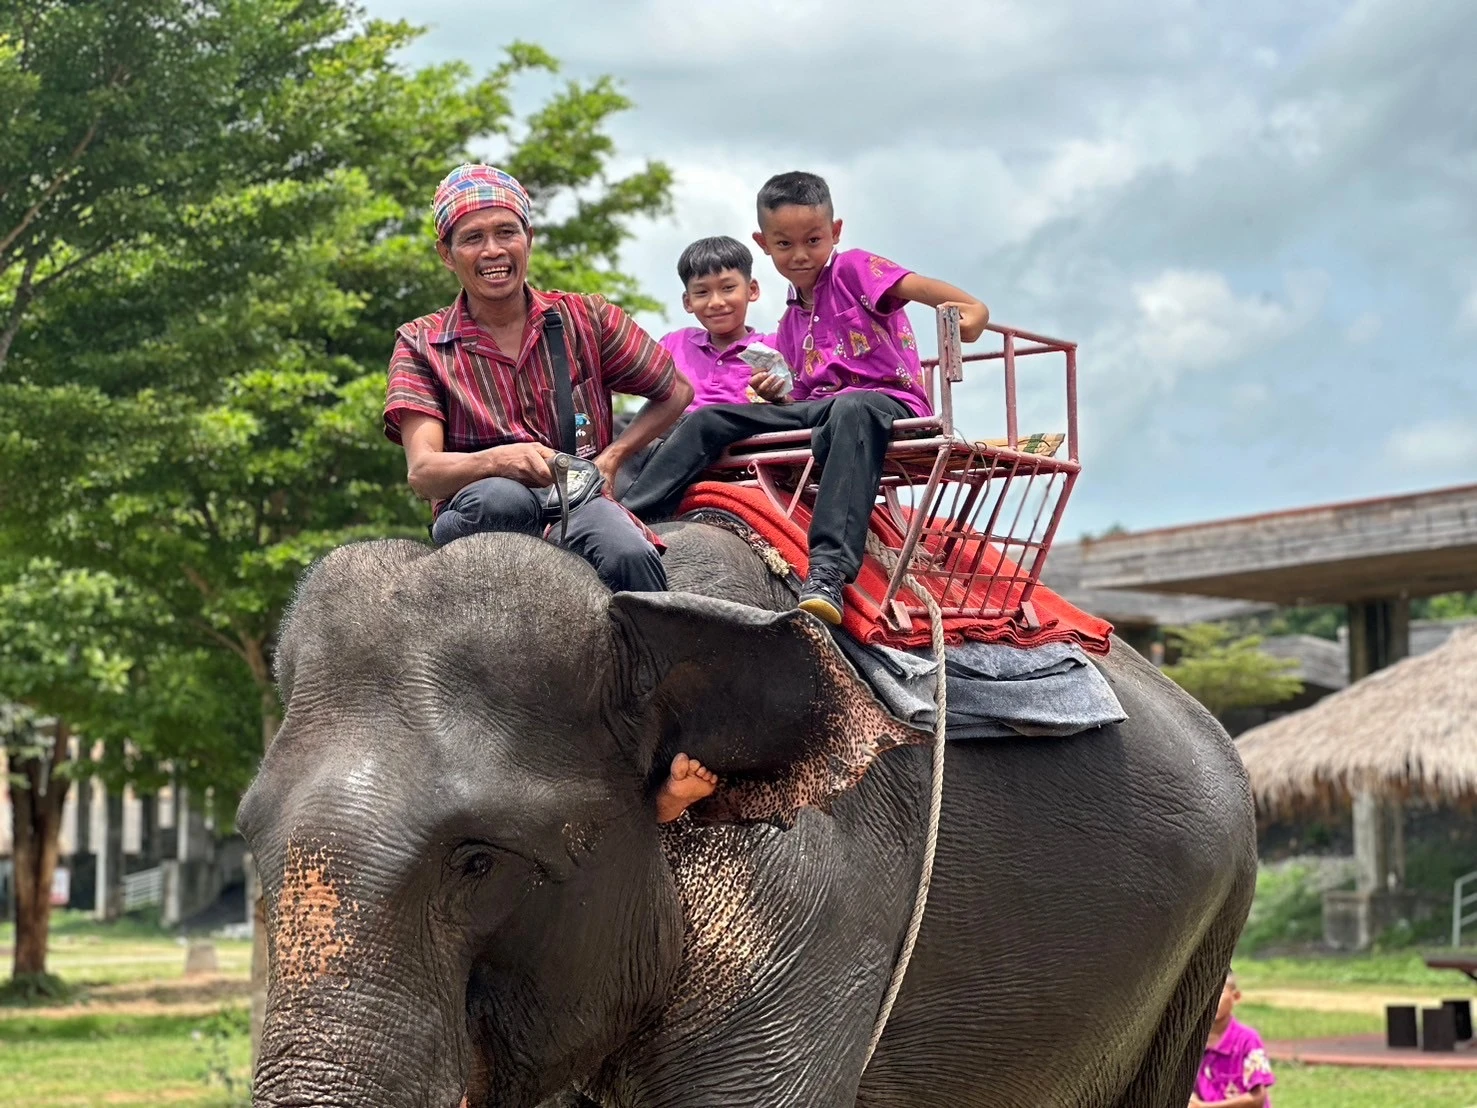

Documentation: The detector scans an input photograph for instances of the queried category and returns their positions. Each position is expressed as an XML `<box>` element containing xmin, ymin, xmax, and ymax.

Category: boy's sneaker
<box><xmin>797</xmin><ymin>567</ymin><xmax>845</xmax><ymax>626</ymax></box>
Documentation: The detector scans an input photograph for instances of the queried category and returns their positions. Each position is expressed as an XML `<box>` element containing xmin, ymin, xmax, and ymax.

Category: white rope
<box><xmin>861</xmin><ymin>533</ymin><xmax>948</xmax><ymax>1069</ymax></box>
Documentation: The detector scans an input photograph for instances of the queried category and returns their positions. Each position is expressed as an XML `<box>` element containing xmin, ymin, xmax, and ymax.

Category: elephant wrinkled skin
<box><xmin>239</xmin><ymin>522</ymin><xmax>1256</xmax><ymax>1108</ymax></box>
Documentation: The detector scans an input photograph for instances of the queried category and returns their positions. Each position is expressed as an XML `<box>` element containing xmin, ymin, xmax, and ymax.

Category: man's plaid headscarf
<box><xmin>432</xmin><ymin>164</ymin><xmax>532</xmax><ymax>241</ymax></box>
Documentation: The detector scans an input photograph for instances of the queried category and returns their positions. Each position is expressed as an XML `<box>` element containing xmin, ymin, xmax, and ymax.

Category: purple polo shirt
<box><xmin>659</xmin><ymin>327</ymin><xmax>773</xmax><ymax>412</ymax></box>
<box><xmin>774</xmin><ymin>248</ymin><xmax>931</xmax><ymax>419</ymax></box>
<box><xmin>1195</xmin><ymin>1018</ymin><xmax>1275</xmax><ymax>1104</ymax></box>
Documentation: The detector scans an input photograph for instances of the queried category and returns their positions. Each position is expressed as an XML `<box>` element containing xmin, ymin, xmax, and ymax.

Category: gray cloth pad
<box><xmin>836</xmin><ymin>634</ymin><xmax>1127</xmax><ymax>740</ymax></box>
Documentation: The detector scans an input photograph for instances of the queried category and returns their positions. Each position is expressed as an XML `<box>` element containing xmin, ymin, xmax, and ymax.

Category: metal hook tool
<box><xmin>551</xmin><ymin>453</ymin><xmax>572</xmax><ymax>543</ymax></box>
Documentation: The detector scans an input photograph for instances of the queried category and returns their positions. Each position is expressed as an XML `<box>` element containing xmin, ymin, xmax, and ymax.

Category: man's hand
<box><xmin>946</xmin><ymin>300</ymin><xmax>990</xmax><ymax>343</ymax></box>
<box><xmin>491</xmin><ymin>442</ymin><xmax>556</xmax><ymax>487</ymax></box>
<box><xmin>749</xmin><ymin>369</ymin><xmax>791</xmax><ymax>402</ymax></box>
<box><xmin>592</xmin><ymin>451</ymin><xmax>621</xmax><ymax>490</ymax></box>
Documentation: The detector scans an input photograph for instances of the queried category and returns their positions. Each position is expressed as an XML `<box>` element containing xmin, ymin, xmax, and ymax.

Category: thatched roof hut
<box><xmin>1236</xmin><ymin>625</ymin><xmax>1477</xmax><ymax>816</ymax></box>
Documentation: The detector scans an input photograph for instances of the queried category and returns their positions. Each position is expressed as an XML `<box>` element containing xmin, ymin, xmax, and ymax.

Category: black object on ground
<box><xmin>1421</xmin><ymin>1006</ymin><xmax>1457</xmax><ymax>1053</ymax></box>
<box><xmin>1386</xmin><ymin>1005</ymin><xmax>1419</xmax><ymax>1049</ymax></box>
<box><xmin>1443</xmin><ymin>998</ymin><xmax>1473</xmax><ymax>1042</ymax></box>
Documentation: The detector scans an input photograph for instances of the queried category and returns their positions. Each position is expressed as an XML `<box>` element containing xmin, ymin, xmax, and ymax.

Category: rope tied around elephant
<box><xmin>861</xmin><ymin>531</ymin><xmax>948</xmax><ymax>1069</ymax></box>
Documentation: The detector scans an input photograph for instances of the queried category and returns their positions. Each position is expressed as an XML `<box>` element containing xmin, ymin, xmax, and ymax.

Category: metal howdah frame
<box><xmin>705</xmin><ymin>306</ymin><xmax>1081</xmax><ymax>633</ymax></box>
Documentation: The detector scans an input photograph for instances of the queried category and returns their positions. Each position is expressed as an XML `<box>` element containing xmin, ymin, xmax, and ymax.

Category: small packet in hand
<box><xmin>739</xmin><ymin>340</ymin><xmax>794</xmax><ymax>400</ymax></box>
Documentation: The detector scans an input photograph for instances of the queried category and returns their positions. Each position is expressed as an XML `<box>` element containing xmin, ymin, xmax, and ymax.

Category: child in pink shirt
<box><xmin>659</xmin><ymin>236</ymin><xmax>777</xmax><ymax>411</ymax></box>
<box><xmin>625</xmin><ymin>172</ymin><xmax>989</xmax><ymax>624</ymax></box>
<box><xmin>1191</xmin><ymin>972</ymin><xmax>1276</xmax><ymax>1107</ymax></box>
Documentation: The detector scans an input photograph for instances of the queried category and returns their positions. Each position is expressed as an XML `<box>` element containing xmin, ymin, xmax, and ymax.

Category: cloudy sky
<box><xmin>365</xmin><ymin>0</ymin><xmax>1477</xmax><ymax>536</ymax></box>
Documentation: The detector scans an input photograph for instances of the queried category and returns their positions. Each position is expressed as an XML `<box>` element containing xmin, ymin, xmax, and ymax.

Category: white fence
<box><xmin>122</xmin><ymin>866</ymin><xmax>163</xmax><ymax>912</ymax></box>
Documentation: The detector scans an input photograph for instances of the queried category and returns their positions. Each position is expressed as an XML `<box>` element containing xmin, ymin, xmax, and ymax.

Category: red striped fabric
<box><xmin>384</xmin><ymin>288</ymin><xmax>676</xmax><ymax>454</ymax></box>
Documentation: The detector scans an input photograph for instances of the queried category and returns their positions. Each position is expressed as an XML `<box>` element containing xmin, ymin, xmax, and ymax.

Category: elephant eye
<box><xmin>449</xmin><ymin>844</ymin><xmax>499</xmax><ymax>881</ymax></box>
<box><xmin>462</xmin><ymin>854</ymin><xmax>495</xmax><ymax>879</ymax></box>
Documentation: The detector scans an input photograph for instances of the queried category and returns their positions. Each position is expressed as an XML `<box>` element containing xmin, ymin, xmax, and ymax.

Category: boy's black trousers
<box><xmin>622</xmin><ymin>391</ymin><xmax>907</xmax><ymax>582</ymax></box>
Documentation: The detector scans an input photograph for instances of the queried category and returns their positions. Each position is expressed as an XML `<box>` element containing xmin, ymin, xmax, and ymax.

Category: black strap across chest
<box><xmin>542</xmin><ymin>307</ymin><xmax>577</xmax><ymax>455</ymax></box>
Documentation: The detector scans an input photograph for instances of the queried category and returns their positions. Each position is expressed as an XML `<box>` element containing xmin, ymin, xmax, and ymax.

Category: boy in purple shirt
<box><xmin>1191</xmin><ymin>972</ymin><xmax>1275</xmax><ymax>1107</ymax></box>
<box><xmin>625</xmin><ymin>172</ymin><xmax>989</xmax><ymax>624</ymax></box>
<box><xmin>660</xmin><ymin>236</ymin><xmax>774</xmax><ymax>411</ymax></box>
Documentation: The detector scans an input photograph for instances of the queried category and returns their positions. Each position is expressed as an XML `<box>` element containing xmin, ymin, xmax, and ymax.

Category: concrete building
<box><xmin>0</xmin><ymin>739</ymin><xmax>242</xmax><ymax>926</ymax></box>
<box><xmin>1068</xmin><ymin>482</ymin><xmax>1477</xmax><ymax>947</ymax></box>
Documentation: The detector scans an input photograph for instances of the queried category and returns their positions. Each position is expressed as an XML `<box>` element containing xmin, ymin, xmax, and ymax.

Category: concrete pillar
<box><xmin>74</xmin><ymin>774</ymin><xmax>92</xmax><ymax>857</ymax></box>
<box><xmin>1352</xmin><ymin>790</ymin><xmax>1388</xmax><ymax>893</ymax></box>
<box><xmin>1116</xmin><ymin>625</ymin><xmax>1157</xmax><ymax>660</ymax></box>
<box><xmin>138</xmin><ymin>793</ymin><xmax>158</xmax><ymax>867</ymax></box>
<box><xmin>1347</xmin><ymin>597</ymin><xmax>1409</xmax><ymax>683</ymax></box>
<box><xmin>68</xmin><ymin>773</ymin><xmax>96</xmax><ymax>911</ymax></box>
<box><xmin>1326</xmin><ymin>597</ymin><xmax>1413</xmax><ymax>948</ymax></box>
<box><xmin>1387</xmin><ymin>798</ymin><xmax>1406</xmax><ymax>890</ymax></box>
<box><xmin>94</xmin><ymin>789</ymin><xmax>124</xmax><ymax>921</ymax></box>
<box><xmin>1346</xmin><ymin>596</ymin><xmax>1411</xmax><ymax>894</ymax></box>
<box><xmin>161</xmin><ymin>859</ymin><xmax>182</xmax><ymax>926</ymax></box>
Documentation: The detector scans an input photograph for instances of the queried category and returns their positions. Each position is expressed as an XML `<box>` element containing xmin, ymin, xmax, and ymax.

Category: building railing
<box><xmin>123</xmin><ymin>866</ymin><xmax>163</xmax><ymax>912</ymax></box>
<box><xmin>1453</xmin><ymin>868</ymin><xmax>1477</xmax><ymax>947</ymax></box>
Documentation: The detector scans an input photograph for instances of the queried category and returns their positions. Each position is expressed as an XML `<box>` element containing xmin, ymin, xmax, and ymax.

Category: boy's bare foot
<box><xmin>656</xmin><ymin>753</ymin><xmax>718</xmax><ymax>823</ymax></box>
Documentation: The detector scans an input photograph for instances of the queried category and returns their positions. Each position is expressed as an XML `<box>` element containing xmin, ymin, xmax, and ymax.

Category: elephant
<box><xmin>239</xmin><ymin>521</ymin><xmax>1257</xmax><ymax>1108</ymax></box>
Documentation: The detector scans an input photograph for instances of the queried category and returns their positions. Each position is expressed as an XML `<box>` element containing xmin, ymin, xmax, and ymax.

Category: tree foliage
<box><xmin>1413</xmin><ymin>591</ymin><xmax>1477</xmax><ymax>621</ymax></box>
<box><xmin>1</xmin><ymin>6</ymin><xmax>672</xmax><ymax>759</ymax></box>
<box><xmin>0</xmin><ymin>1</ymin><xmax>672</xmax><ymax>982</ymax></box>
<box><xmin>1162</xmin><ymin>624</ymin><xmax>1304</xmax><ymax>720</ymax></box>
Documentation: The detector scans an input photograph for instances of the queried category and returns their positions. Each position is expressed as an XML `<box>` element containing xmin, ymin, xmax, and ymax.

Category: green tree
<box><xmin>2</xmin><ymin>14</ymin><xmax>671</xmax><ymax>763</ymax></box>
<box><xmin>1</xmin><ymin>0</ymin><xmax>363</xmax><ymax>371</ymax></box>
<box><xmin>1413</xmin><ymin>591</ymin><xmax>1477</xmax><ymax>621</ymax></box>
<box><xmin>0</xmin><ymin>559</ymin><xmax>154</xmax><ymax>992</ymax></box>
<box><xmin>1</xmin><ymin>0</ymin><xmax>670</xmax><ymax>1023</ymax></box>
<box><xmin>1161</xmin><ymin>624</ymin><xmax>1304</xmax><ymax>720</ymax></box>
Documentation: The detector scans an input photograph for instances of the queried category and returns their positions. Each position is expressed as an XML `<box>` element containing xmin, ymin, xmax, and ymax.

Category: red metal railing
<box><xmin>704</xmin><ymin>307</ymin><xmax>1080</xmax><ymax>632</ymax></box>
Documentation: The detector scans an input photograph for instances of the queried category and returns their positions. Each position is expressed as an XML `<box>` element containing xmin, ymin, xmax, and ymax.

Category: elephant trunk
<box><xmin>253</xmin><ymin>952</ymin><xmax>471</xmax><ymax>1108</ymax></box>
<box><xmin>251</xmin><ymin>838</ymin><xmax>470</xmax><ymax>1108</ymax></box>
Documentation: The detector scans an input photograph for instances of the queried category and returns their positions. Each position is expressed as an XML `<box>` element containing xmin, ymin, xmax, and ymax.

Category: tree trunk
<box><xmin>10</xmin><ymin>719</ymin><xmax>72</xmax><ymax>979</ymax></box>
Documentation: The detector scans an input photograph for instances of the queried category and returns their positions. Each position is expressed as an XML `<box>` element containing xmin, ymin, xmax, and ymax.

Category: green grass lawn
<box><xmin>5</xmin><ymin>912</ymin><xmax>1477</xmax><ymax>1106</ymax></box>
<box><xmin>1236</xmin><ymin>1001</ymin><xmax>1380</xmax><ymax>1041</ymax></box>
<box><xmin>0</xmin><ymin>1011</ymin><xmax>251</xmax><ymax>1107</ymax></box>
<box><xmin>1</xmin><ymin>911</ymin><xmax>252</xmax><ymax>990</ymax></box>
<box><xmin>1236</xmin><ymin>950</ymin><xmax>1477</xmax><ymax>992</ymax></box>
<box><xmin>1272</xmin><ymin>1062</ymin><xmax>1477</xmax><ymax>1108</ymax></box>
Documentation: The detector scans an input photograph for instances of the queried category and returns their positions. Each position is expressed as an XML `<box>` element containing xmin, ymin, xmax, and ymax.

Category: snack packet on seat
<box><xmin>739</xmin><ymin>340</ymin><xmax>793</xmax><ymax>400</ymax></box>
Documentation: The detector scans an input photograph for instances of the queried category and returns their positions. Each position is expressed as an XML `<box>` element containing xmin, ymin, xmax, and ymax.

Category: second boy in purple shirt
<box><xmin>659</xmin><ymin>236</ymin><xmax>774</xmax><ymax>411</ymax></box>
<box><xmin>625</xmin><ymin>171</ymin><xmax>989</xmax><ymax>624</ymax></box>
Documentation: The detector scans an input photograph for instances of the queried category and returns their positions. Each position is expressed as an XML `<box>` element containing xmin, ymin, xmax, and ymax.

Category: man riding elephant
<box><xmin>384</xmin><ymin>163</ymin><xmax>713</xmax><ymax>823</ymax></box>
<box><xmin>385</xmin><ymin>163</ymin><xmax>695</xmax><ymax>594</ymax></box>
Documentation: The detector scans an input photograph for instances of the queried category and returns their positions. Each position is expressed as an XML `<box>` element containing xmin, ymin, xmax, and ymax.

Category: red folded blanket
<box><xmin>678</xmin><ymin>482</ymin><xmax>1112</xmax><ymax>654</ymax></box>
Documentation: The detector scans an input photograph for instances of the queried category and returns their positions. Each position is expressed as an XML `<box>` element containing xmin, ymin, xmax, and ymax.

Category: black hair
<box><xmin>757</xmin><ymin>171</ymin><xmax>833</xmax><ymax>221</ymax></box>
<box><xmin>677</xmin><ymin>235</ymin><xmax>753</xmax><ymax>286</ymax></box>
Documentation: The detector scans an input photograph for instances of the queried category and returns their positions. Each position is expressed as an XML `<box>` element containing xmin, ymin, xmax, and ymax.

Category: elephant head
<box><xmin>239</xmin><ymin>534</ymin><xmax>924</xmax><ymax>1107</ymax></box>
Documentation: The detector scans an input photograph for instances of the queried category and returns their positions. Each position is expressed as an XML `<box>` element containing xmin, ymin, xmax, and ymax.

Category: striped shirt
<box><xmin>384</xmin><ymin>287</ymin><xmax>677</xmax><ymax>455</ymax></box>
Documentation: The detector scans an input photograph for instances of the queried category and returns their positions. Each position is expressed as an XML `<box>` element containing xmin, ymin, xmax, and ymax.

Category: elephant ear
<box><xmin>608</xmin><ymin>591</ymin><xmax>930</xmax><ymax>826</ymax></box>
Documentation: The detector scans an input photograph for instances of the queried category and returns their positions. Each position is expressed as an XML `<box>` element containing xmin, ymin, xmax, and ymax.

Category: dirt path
<box><xmin>1243</xmin><ymin>986</ymin><xmax>1465</xmax><ymax>1014</ymax></box>
<box><xmin>0</xmin><ymin>975</ymin><xmax>249</xmax><ymax>1020</ymax></box>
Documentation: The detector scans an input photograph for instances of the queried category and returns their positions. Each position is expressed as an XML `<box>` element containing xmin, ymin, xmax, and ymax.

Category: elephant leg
<box><xmin>1108</xmin><ymin>918</ymin><xmax>1239</xmax><ymax>1108</ymax></box>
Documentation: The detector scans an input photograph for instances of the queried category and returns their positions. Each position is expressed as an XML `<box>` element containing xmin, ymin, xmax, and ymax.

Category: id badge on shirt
<box><xmin>574</xmin><ymin>412</ymin><xmax>597</xmax><ymax>459</ymax></box>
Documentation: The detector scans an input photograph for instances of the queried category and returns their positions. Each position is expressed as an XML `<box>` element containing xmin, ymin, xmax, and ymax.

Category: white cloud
<box><xmin>1114</xmin><ymin>268</ymin><xmax>1324</xmax><ymax>378</ymax></box>
<box><xmin>1384</xmin><ymin>420</ymin><xmax>1477</xmax><ymax>471</ymax></box>
<box><xmin>368</xmin><ymin>0</ymin><xmax>1477</xmax><ymax>530</ymax></box>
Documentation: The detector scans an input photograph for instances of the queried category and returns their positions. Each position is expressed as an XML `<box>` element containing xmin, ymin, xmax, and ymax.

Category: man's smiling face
<box><xmin>437</xmin><ymin>207</ymin><xmax>531</xmax><ymax>304</ymax></box>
